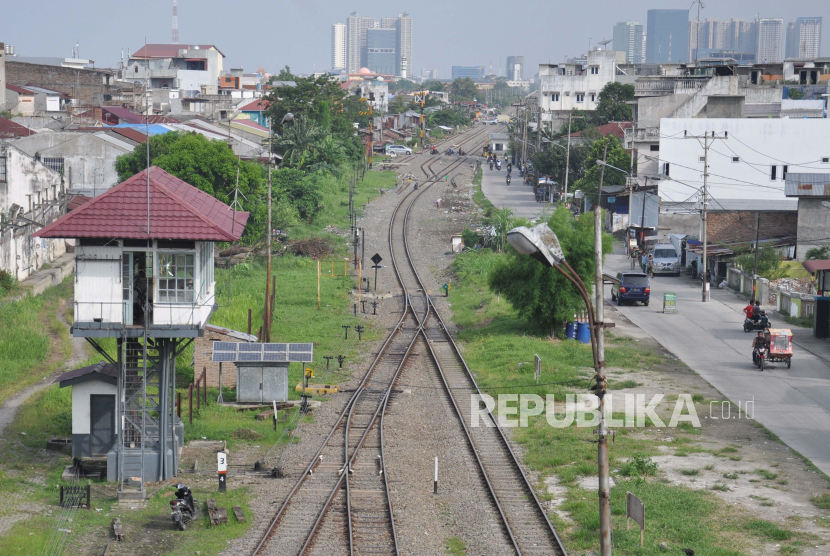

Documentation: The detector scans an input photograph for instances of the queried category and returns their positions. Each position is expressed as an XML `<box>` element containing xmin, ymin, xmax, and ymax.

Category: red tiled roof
<box><xmin>108</xmin><ymin>127</ymin><xmax>148</xmax><ymax>144</ymax></box>
<box><xmin>6</xmin><ymin>84</ymin><xmax>32</xmax><ymax>95</ymax></box>
<box><xmin>145</xmin><ymin>115</ymin><xmax>181</xmax><ymax>124</ymax></box>
<box><xmin>132</xmin><ymin>44</ymin><xmax>224</xmax><ymax>59</ymax></box>
<box><xmin>67</xmin><ymin>195</ymin><xmax>92</xmax><ymax>212</ymax></box>
<box><xmin>570</xmin><ymin>122</ymin><xmax>633</xmax><ymax>139</ymax></box>
<box><xmin>34</xmin><ymin>167</ymin><xmax>249</xmax><ymax>241</ymax></box>
<box><xmin>102</xmin><ymin>106</ymin><xmax>144</xmax><ymax>124</ymax></box>
<box><xmin>238</xmin><ymin>98</ymin><xmax>271</xmax><ymax>112</ymax></box>
<box><xmin>803</xmin><ymin>260</ymin><xmax>830</xmax><ymax>274</ymax></box>
<box><xmin>232</xmin><ymin>118</ymin><xmax>268</xmax><ymax>132</ymax></box>
<box><xmin>0</xmin><ymin>117</ymin><xmax>36</xmax><ymax>137</ymax></box>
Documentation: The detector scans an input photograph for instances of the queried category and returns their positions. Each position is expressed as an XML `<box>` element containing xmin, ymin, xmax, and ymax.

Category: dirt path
<box><xmin>0</xmin><ymin>298</ymin><xmax>87</xmax><ymax>436</ymax></box>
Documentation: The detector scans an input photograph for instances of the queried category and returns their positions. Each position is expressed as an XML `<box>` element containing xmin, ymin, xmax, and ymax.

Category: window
<box><xmin>43</xmin><ymin>157</ymin><xmax>64</xmax><ymax>174</ymax></box>
<box><xmin>590</xmin><ymin>66</ymin><xmax>599</xmax><ymax>75</ymax></box>
<box><xmin>662</xmin><ymin>162</ymin><xmax>670</xmax><ymax>177</ymax></box>
<box><xmin>650</xmin><ymin>145</ymin><xmax>659</xmax><ymax>152</ymax></box>
<box><xmin>732</xmin><ymin>156</ymin><xmax>740</xmax><ymax>163</ymax></box>
<box><xmin>552</xmin><ymin>93</ymin><xmax>559</xmax><ymax>102</ymax></box>
<box><xmin>823</xmin><ymin>157</ymin><xmax>830</xmax><ymax>163</ymax></box>
<box><xmin>157</xmin><ymin>253</ymin><xmax>195</xmax><ymax>303</ymax></box>
<box><xmin>770</xmin><ymin>165</ymin><xmax>777</xmax><ymax>180</ymax></box>
<box><xmin>576</xmin><ymin>94</ymin><xmax>585</xmax><ymax>102</ymax></box>
<box><xmin>782</xmin><ymin>165</ymin><xmax>788</xmax><ymax>180</ymax></box>
<box><xmin>590</xmin><ymin>94</ymin><xmax>596</xmax><ymax>102</ymax></box>
<box><xmin>0</xmin><ymin>156</ymin><xmax>5</xmax><ymax>182</ymax></box>
<box><xmin>198</xmin><ymin>243</ymin><xmax>214</xmax><ymax>298</ymax></box>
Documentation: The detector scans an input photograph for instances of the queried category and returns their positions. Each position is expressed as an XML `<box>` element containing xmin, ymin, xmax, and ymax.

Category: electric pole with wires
<box><xmin>685</xmin><ymin>130</ymin><xmax>728</xmax><ymax>302</ymax></box>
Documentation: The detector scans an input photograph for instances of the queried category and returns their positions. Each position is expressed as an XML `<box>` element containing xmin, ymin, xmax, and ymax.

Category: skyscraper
<box><xmin>646</xmin><ymin>9</ymin><xmax>690</xmax><ymax>63</ymax></box>
<box><xmin>795</xmin><ymin>17</ymin><xmax>822</xmax><ymax>58</ymax></box>
<box><xmin>785</xmin><ymin>22</ymin><xmax>799</xmax><ymax>58</ymax></box>
<box><xmin>331</xmin><ymin>23</ymin><xmax>346</xmax><ymax>71</ymax></box>
<box><xmin>347</xmin><ymin>12</ymin><xmax>378</xmax><ymax>74</ymax></box>
<box><xmin>381</xmin><ymin>13</ymin><xmax>412</xmax><ymax>77</ymax></box>
<box><xmin>757</xmin><ymin>18</ymin><xmax>784</xmax><ymax>63</ymax></box>
<box><xmin>366</xmin><ymin>28</ymin><xmax>397</xmax><ymax>76</ymax></box>
<box><xmin>613</xmin><ymin>21</ymin><xmax>645</xmax><ymax>63</ymax></box>
<box><xmin>506</xmin><ymin>56</ymin><xmax>524</xmax><ymax>80</ymax></box>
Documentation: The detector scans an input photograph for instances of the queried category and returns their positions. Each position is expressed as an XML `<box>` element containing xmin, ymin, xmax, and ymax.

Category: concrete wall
<box><xmin>704</xmin><ymin>95</ymin><xmax>746</xmax><ymax>118</ymax></box>
<box><xmin>659</xmin><ymin>118</ymin><xmax>830</xmax><ymax>203</ymax></box>
<box><xmin>708</xmin><ymin>210</ymin><xmax>797</xmax><ymax>244</ymax></box>
<box><xmin>71</xmin><ymin>380</ymin><xmax>117</xmax><ymax>435</ymax></box>
<box><xmin>0</xmin><ymin>42</ymin><xmax>6</xmax><ymax>111</ymax></box>
<box><xmin>11</xmin><ymin>132</ymin><xmax>131</xmax><ymax>196</ymax></box>
<box><xmin>6</xmin><ymin>61</ymin><xmax>122</xmax><ymax>106</ymax></box>
<box><xmin>796</xmin><ymin>198</ymin><xmax>830</xmax><ymax>259</ymax></box>
<box><xmin>0</xmin><ymin>146</ymin><xmax>65</xmax><ymax>280</ymax></box>
<box><xmin>657</xmin><ymin>212</ymin><xmax>701</xmax><ymax>237</ymax></box>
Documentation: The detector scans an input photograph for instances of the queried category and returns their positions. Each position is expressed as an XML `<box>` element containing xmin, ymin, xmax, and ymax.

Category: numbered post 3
<box><xmin>218</xmin><ymin>451</ymin><xmax>228</xmax><ymax>493</ymax></box>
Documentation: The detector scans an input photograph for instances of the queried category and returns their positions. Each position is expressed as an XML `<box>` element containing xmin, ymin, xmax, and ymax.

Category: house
<box><xmin>488</xmin><ymin>132</ymin><xmax>509</xmax><ymax>152</ymax></box>
<box><xmin>11</xmin><ymin>131</ymin><xmax>134</xmax><ymax>197</ymax></box>
<box><xmin>0</xmin><ymin>144</ymin><xmax>66</xmax><ymax>281</ymax></box>
<box><xmin>785</xmin><ymin>173</ymin><xmax>830</xmax><ymax>260</ymax></box>
<box><xmin>123</xmin><ymin>44</ymin><xmax>224</xmax><ymax>95</ymax></box>
<box><xmin>33</xmin><ymin>166</ymin><xmax>248</xmax><ymax>488</ymax></box>
<box><xmin>194</xmin><ymin>325</ymin><xmax>258</xmax><ymax>388</ymax></box>
<box><xmin>0</xmin><ymin>116</ymin><xmax>36</xmax><ymax>139</ymax></box>
<box><xmin>238</xmin><ymin>98</ymin><xmax>271</xmax><ymax>126</ymax></box>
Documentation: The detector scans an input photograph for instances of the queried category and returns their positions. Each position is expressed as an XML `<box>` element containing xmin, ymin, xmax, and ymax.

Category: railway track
<box><xmin>250</xmin><ymin>122</ymin><xmax>566</xmax><ymax>555</ymax></box>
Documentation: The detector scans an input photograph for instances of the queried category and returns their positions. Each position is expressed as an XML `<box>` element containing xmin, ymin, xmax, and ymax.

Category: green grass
<box><xmin>811</xmin><ymin>492</ymin><xmax>830</xmax><ymax>509</ymax></box>
<box><xmin>755</xmin><ymin>469</ymin><xmax>779</xmax><ymax>480</ymax></box>
<box><xmin>744</xmin><ymin>519</ymin><xmax>794</xmax><ymax>540</ymax></box>
<box><xmin>445</xmin><ymin>536</ymin><xmax>467</xmax><ymax>555</ymax></box>
<box><xmin>680</xmin><ymin>469</ymin><xmax>700</xmax><ymax>476</ymax></box>
<box><xmin>785</xmin><ymin>314</ymin><xmax>815</xmax><ymax>329</ymax></box>
<box><xmin>6</xmin><ymin>385</ymin><xmax>72</xmax><ymax>448</ymax></box>
<box><xmin>0</xmin><ymin>276</ymin><xmax>73</xmax><ymax>405</ymax></box>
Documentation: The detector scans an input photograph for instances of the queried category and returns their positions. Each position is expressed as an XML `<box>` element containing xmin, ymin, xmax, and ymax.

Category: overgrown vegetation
<box><xmin>735</xmin><ymin>244</ymin><xmax>788</xmax><ymax>281</ymax></box>
<box><xmin>0</xmin><ymin>269</ymin><xmax>16</xmax><ymax>297</ymax></box>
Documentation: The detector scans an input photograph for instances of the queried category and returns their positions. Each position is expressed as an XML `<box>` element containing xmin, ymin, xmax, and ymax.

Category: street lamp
<box><xmin>264</xmin><ymin>111</ymin><xmax>295</xmax><ymax>341</ymax></box>
<box><xmin>506</xmin><ymin>222</ymin><xmax>612</xmax><ymax>556</ymax></box>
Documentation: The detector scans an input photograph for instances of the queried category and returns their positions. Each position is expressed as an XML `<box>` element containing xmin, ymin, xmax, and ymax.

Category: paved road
<box><xmin>604</xmin><ymin>246</ymin><xmax>830</xmax><ymax>476</ymax></box>
<box><xmin>480</xmin><ymin>160</ymin><xmax>551</xmax><ymax>219</ymax></box>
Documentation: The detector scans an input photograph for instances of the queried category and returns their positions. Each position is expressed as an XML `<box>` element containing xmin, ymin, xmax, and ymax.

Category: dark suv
<box><xmin>611</xmin><ymin>272</ymin><xmax>650</xmax><ymax>306</ymax></box>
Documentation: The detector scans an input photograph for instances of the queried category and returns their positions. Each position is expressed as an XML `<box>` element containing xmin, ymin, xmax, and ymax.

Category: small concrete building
<box><xmin>488</xmin><ymin>132</ymin><xmax>509</xmax><ymax>152</ymax></box>
<box><xmin>56</xmin><ymin>362</ymin><xmax>118</xmax><ymax>458</ymax></box>
<box><xmin>194</xmin><ymin>324</ymin><xmax>257</xmax><ymax>388</ymax></box>
<box><xmin>785</xmin><ymin>173</ymin><xmax>830</xmax><ymax>260</ymax></box>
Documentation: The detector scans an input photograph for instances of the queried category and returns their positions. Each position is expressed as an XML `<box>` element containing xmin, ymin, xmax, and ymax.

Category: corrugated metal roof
<box><xmin>34</xmin><ymin>166</ymin><xmax>249</xmax><ymax>241</ymax></box>
<box><xmin>785</xmin><ymin>173</ymin><xmax>830</xmax><ymax>197</ymax></box>
<box><xmin>55</xmin><ymin>361</ymin><xmax>117</xmax><ymax>387</ymax></box>
<box><xmin>102</xmin><ymin>106</ymin><xmax>144</xmax><ymax>124</ymax></box>
<box><xmin>92</xmin><ymin>132</ymin><xmax>135</xmax><ymax>151</ymax></box>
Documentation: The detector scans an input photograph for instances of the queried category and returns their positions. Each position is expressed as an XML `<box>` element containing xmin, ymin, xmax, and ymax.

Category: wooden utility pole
<box><xmin>752</xmin><ymin>212</ymin><xmax>761</xmax><ymax>300</ymax></box>
<box><xmin>535</xmin><ymin>97</ymin><xmax>542</xmax><ymax>154</ymax></box>
<box><xmin>594</xmin><ymin>143</ymin><xmax>612</xmax><ymax>556</ymax></box>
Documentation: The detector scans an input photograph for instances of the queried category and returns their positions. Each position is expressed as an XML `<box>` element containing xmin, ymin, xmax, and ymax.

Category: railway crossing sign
<box><xmin>371</xmin><ymin>253</ymin><xmax>383</xmax><ymax>266</ymax></box>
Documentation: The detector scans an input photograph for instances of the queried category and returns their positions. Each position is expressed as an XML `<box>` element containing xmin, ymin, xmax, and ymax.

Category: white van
<box><xmin>651</xmin><ymin>244</ymin><xmax>681</xmax><ymax>276</ymax></box>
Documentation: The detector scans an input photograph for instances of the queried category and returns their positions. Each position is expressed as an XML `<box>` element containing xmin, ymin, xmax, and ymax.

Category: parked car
<box><xmin>651</xmin><ymin>244</ymin><xmax>681</xmax><ymax>276</ymax></box>
<box><xmin>387</xmin><ymin>145</ymin><xmax>413</xmax><ymax>155</ymax></box>
<box><xmin>611</xmin><ymin>272</ymin><xmax>650</xmax><ymax>306</ymax></box>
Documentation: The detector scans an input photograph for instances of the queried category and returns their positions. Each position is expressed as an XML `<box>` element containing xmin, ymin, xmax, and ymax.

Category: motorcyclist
<box><xmin>752</xmin><ymin>331</ymin><xmax>766</xmax><ymax>364</ymax></box>
<box><xmin>489</xmin><ymin>161</ymin><xmax>494</xmax><ymax>170</ymax></box>
<box><xmin>752</xmin><ymin>300</ymin><xmax>761</xmax><ymax>322</ymax></box>
<box><xmin>758</xmin><ymin>310</ymin><xmax>769</xmax><ymax>329</ymax></box>
<box><xmin>743</xmin><ymin>300</ymin><xmax>755</xmax><ymax>321</ymax></box>
<box><xmin>506</xmin><ymin>174</ymin><xmax>511</xmax><ymax>185</ymax></box>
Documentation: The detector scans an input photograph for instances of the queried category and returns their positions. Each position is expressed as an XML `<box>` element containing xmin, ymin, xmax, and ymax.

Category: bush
<box><xmin>0</xmin><ymin>270</ymin><xmax>14</xmax><ymax>296</ymax></box>
<box><xmin>461</xmin><ymin>229</ymin><xmax>480</xmax><ymax>249</ymax></box>
<box><xmin>619</xmin><ymin>454</ymin><xmax>658</xmax><ymax>478</ymax></box>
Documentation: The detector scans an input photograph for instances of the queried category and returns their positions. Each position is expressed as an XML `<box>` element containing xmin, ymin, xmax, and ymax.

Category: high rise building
<box><xmin>690</xmin><ymin>19</ymin><xmax>745</xmax><ymax>60</ymax></box>
<box><xmin>786</xmin><ymin>22</ymin><xmax>799</xmax><ymax>58</ymax></box>
<box><xmin>452</xmin><ymin>66</ymin><xmax>484</xmax><ymax>80</ymax></box>
<box><xmin>646</xmin><ymin>9</ymin><xmax>690</xmax><ymax>63</ymax></box>
<box><xmin>613</xmin><ymin>21</ymin><xmax>645</xmax><ymax>63</ymax></box>
<box><xmin>347</xmin><ymin>12</ymin><xmax>378</xmax><ymax>74</ymax></box>
<box><xmin>506</xmin><ymin>56</ymin><xmax>524</xmax><ymax>80</ymax></box>
<box><xmin>795</xmin><ymin>17</ymin><xmax>822</xmax><ymax>58</ymax></box>
<box><xmin>331</xmin><ymin>23</ymin><xmax>347</xmax><ymax>71</ymax></box>
<box><xmin>732</xmin><ymin>19</ymin><xmax>758</xmax><ymax>54</ymax></box>
<box><xmin>366</xmin><ymin>28</ymin><xmax>397</xmax><ymax>76</ymax></box>
<box><xmin>757</xmin><ymin>18</ymin><xmax>784</xmax><ymax>63</ymax></box>
<box><xmin>380</xmin><ymin>13</ymin><xmax>412</xmax><ymax>77</ymax></box>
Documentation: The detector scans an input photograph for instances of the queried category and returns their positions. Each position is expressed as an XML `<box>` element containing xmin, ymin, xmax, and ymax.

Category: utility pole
<box><xmin>627</xmin><ymin>130</ymin><xmax>636</xmax><ymax>253</ymax></box>
<box><xmin>563</xmin><ymin>110</ymin><xmax>585</xmax><ymax>200</ymax></box>
<box><xmin>685</xmin><ymin>130</ymin><xmax>728</xmax><ymax>302</ymax></box>
<box><xmin>594</xmin><ymin>143</ymin><xmax>612</xmax><ymax>556</ymax></box>
<box><xmin>536</xmin><ymin>97</ymin><xmax>542</xmax><ymax>154</ymax></box>
<box><xmin>752</xmin><ymin>211</ymin><xmax>761</xmax><ymax>300</ymax></box>
<box><xmin>264</xmin><ymin>116</ymin><xmax>273</xmax><ymax>341</ymax></box>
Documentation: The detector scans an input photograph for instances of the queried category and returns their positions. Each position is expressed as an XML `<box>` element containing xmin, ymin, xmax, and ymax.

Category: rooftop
<box><xmin>34</xmin><ymin>166</ymin><xmax>249</xmax><ymax>241</ymax></box>
<box><xmin>238</xmin><ymin>98</ymin><xmax>271</xmax><ymax>112</ymax></box>
<box><xmin>0</xmin><ymin>117</ymin><xmax>36</xmax><ymax>138</ymax></box>
<box><xmin>56</xmin><ymin>361</ymin><xmax>118</xmax><ymax>387</ymax></box>
<box><xmin>132</xmin><ymin>44</ymin><xmax>224</xmax><ymax>59</ymax></box>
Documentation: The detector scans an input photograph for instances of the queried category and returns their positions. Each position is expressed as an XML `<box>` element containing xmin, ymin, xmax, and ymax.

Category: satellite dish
<box><xmin>598</xmin><ymin>39</ymin><xmax>612</xmax><ymax>46</ymax></box>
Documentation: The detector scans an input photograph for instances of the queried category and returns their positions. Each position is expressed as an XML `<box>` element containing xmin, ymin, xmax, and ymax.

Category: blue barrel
<box><xmin>576</xmin><ymin>322</ymin><xmax>592</xmax><ymax>344</ymax></box>
<box><xmin>565</xmin><ymin>322</ymin><xmax>576</xmax><ymax>339</ymax></box>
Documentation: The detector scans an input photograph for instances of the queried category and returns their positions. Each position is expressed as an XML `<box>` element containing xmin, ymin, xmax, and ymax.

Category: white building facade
<box><xmin>657</xmin><ymin>118</ymin><xmax>830</xmax><ymax>209</ymax></box>
<box><xmin>331</xmin><ymin>23</ymin><xmax>347</xmax><ymax>71</ymax></box>
<box><xmin>757</xmin><ymin>19</ymin><xmax>784</xmax><ymax>63</ymax></box>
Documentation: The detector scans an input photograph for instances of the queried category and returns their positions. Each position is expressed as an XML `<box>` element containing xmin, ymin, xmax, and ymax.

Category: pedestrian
<box><xmin>646</xmin><ymin>254</ymin><xmax>654</xmax><ymax>278</ymax></box>
<box><xmin>630</xmin><ymin>247</ymin><xmax>639</xmax><ymax>270</ymax></box>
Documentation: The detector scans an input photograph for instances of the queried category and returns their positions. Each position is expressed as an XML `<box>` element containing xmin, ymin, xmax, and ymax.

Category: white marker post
<box><xmin>218</xmin><ymin>451</ymin><xmax>227</xmax><ymax>493</ymax></box>
<box><xmin>433</xmin><ymin>457</ymin><xmax>438</xmax><ymax>494</ymax></box>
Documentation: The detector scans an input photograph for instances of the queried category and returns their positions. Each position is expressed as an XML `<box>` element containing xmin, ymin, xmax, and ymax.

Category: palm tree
<box><xmin>273</xmin><ymin>117</ymin><xmax>323</xmax><ymax>168</ymax></box>
<box><xmin>309</xmin><ymin>134</ymin><xmax>347</xmax><ymax>174</ymax></box>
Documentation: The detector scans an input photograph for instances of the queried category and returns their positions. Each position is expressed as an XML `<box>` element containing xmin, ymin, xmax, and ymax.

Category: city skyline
<box><xmin>1</xmin><ymin>0</ymin><xmax>828</xmax><ymax>77</ymax></box>
<box><xmin>341</xmin><ymin>11</ymin><xmax>411</xmax><ymax>76</ymax></box>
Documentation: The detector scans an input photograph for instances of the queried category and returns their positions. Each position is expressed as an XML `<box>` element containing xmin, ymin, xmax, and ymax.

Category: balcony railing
<box><xmin>74</xmin><ymin>300</ymin><xmax>211</xmax><ymax>333</ymax></box>
<box><xmin>634</xmin><ymin>77</ymin><xmax>708</xmax><ymax>95</ymax></box>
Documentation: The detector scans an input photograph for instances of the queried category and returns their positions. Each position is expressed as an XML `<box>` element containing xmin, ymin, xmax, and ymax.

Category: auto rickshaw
<box><xmin>765</xmin><ymin>328</ymin><xmax>793</xmax><ymax>369</ymax></box>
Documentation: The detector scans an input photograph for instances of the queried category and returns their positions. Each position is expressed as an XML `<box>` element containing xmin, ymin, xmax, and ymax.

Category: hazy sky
<box><xmin>1</xmin><ymin>0</ymin><xmax>828</xmax><ymax>78</ymax></box>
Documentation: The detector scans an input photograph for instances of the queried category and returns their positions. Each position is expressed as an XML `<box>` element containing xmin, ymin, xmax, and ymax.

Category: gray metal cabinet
<box><xmin>236</xmin><ymin>363</ymin><xmax>288</xmax><ymax>403</ymax></box>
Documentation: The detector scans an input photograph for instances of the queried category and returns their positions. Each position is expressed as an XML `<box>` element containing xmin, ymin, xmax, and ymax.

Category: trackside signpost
<box><xmin>218</xmin><ymin>451</ymin><xmax>227</xmax><ymax>492</ymax></box>
<box><xmin>663</xmin><ymin>292</ymin><xmax>677</xmax><ymax>314</ymax></box>
<box><xmin>626</xmin><ymin>491</ymin><xmax>645</xmax><ymax>546</ymax></box>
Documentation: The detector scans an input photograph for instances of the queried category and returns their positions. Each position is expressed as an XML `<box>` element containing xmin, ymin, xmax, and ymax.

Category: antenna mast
<box><xmin>172</xmin><ymin>0</ymin><xmax>179</xmax><ymax>44</ymax></box>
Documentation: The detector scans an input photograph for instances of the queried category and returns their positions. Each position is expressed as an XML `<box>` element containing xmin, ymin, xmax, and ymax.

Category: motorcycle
<box><xmin>743</xmin><ymin>315</ymin><xmax>770</xmax><ymax>333</ymax></box>
<box><xmin>170</xmin><ymin>484</ymin><xmax>201</xmax><ymax>531</ymax></box>
<box><xmin>496</xmin><ymin>161</ymin><xmax>501</xmax><ymax>171</ymax></box>
<box><xmin>489</xmin><ymin>162</ymin><xmax>494</xmax><ymax>170</ymax></box>
<box><xmin>506</xmin><ymin>175</ymin><xmax>511</xmax><ymax>185</ymax></box>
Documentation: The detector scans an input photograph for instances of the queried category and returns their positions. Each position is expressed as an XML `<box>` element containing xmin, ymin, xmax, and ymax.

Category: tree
<box><xmin>115</xmin><ymin>132</ymin><xmax>268</xmax><ymax>242</ymax></box>
<box><xmin>488</xmin><ymin>206</ymin><xmax>613</xmax><ymax>335</ymax></box>
<box><xmin>486</xmin><ymin>207</ymin><xmax>516</xmax><ymax>252</ymax></box>
<box><xmin>388</xmin><ymin>94</ymin><xmax>408</xmax><ymax>114</ymax></box>
<box><xmin>573</xmin><ymin>135</ymin><xmax>631</xmax><ymax>201</ymax></box>
<box><xmin>532</xmin><ymin>141</ymin><xmax>590</xmax><ymax>186</ymax></box>
<box><xmin>450</xmin><ymin>77</ymin><xmax>478</xmax><ymax>101</ymax></box>
<box><xmin>273</xmin><ymin>117</ymin><xmax>324</xmax><ymax>169</ymax></box>
<box><xmin>804</xmin><ymin>246</ymin><xmax>830</xmax><ymax>260</ymax></box>
<box><xmin>273</xmin><ymin>65</ymin><xmax>295</xmax><ymax>82</ymax></box>
<box><xmin>272</xmin><ymin>168</ymin><xmax>322</xmax><ymax>222</ymax></box>
<box><xmin>389</xmin><ymin>79</ymin><xmax>416</xmax><ymax>93</ymax></box>
<box><xmin>423</xmin><ymin>80</ymin><xmax>444</xmax><ymax>92</ymax></box>
<box><xmin>556</xmin><ymin>108</ymin><xmax>589</xmax><ymax>137</ymax></box>
<box><xmin>736</xmin><ymin>244</ymin><xmax>787</xmax><ymax>281</ymax></box>
<box><xmin>593</xmin><ymin>82</ymin><xmax>635</xmax><ymax>125</ymax></box>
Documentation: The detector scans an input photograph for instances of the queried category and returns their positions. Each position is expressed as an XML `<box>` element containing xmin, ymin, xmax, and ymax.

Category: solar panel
<box><xmin>211</xmin><ymin>342</ymin><xmax>313</xmax><ymax>363</ymax></box>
